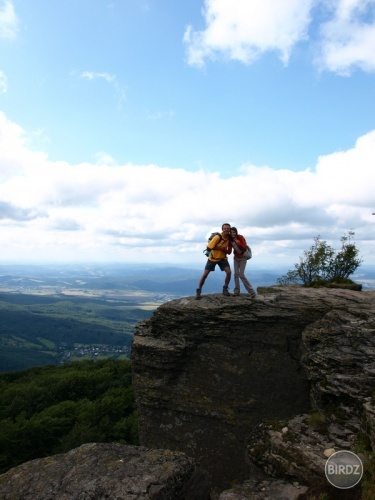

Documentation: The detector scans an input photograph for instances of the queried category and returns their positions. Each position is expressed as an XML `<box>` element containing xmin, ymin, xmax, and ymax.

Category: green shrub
<box><xmin>277</xmin><ymin>231</ymin><xmax>362</xmax><ymax>287</ymax></box>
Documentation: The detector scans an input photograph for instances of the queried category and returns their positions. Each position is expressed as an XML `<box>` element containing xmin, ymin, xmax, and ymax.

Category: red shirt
<box><xmin>232</xmin><ymin>234</ymin><xmax>247</xmax><ymax>258</ymax></box>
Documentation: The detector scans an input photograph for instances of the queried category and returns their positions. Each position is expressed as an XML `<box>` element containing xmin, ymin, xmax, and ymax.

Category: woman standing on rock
<box><xmin>230</xmin><ymin>227</ymin><xmax>256</xmax><ymax>298</ymax></box>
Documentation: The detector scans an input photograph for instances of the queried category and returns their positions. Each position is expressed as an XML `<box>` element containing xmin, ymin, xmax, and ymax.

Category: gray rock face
<box><xmin>131</xmin><ymin>287</ymin><xmax>375</xmax><ymax>492</ymax></box>
<box><xmin>0</xmin><ymin>443</ymin><xmax>210</xmax><ymax>500</ymax></box>
<box><xmin>364</xmin><ymin>401</ymin><xmax>375</xmax><ymax>450</ymax></box>
<box><xmin>301</xmin><ymin>293</ymin><xmax>375</xmax><ymax>418</ymax></box>
<box><xmin>3</xmin><ymin>286</ymin><xmax>374</xmax><ymax>499</ymax></box>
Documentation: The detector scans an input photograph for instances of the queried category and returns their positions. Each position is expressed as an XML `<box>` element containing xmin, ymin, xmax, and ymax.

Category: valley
<box><xmin>0</xmin><ymin>262</ymin><xmax>374</xmax><ymax>372</ymax></box>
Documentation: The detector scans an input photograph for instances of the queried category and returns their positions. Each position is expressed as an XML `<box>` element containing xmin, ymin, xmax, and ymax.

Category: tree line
<box><xmin>0</xmin><ymin>359</ymin><xmax>138</xmax><ymax>474</ymax></box>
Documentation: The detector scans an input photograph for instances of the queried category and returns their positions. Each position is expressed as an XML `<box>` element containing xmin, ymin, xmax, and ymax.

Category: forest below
<box><xmin>0</xmin><ymin>359</ymin><xmax>138</xmax><ymax>474</ymax></box>
<box><xmin>0</xmin><ymin>292</ymin><xmax>153</xmax><ymax>372</ymax></box>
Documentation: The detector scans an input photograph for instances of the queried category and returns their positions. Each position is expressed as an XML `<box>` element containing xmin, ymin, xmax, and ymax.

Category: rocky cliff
<box><xmin>131</xmin><ymin>286</ymin><xmax>375</xmax><ymax>494</ymax></box>
<box><xmin>2</xmin><ymin>286</ymin><xmax>375</xmax><ymax>499</ymax></box>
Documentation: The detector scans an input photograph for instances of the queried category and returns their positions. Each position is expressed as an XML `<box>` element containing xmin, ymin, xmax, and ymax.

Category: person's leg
<box><xmin>224</xmin><ymin>267</ymin><xmax>231</xmax><ymax>286</ymax></box>
<box><xmin>239</xmin><ymin>260</ymin><xmax>256</xmax><ymax>296</ymax></box>
<box><xmin>198</xmin><ymin>269</ymin><xmax>210</xmax><ymax>289</ymax></box>
<box><xmin>196</xmin><ymin>261</ymin><xmax>215</xmax><ymax>299</ymax></box>
<box><xmin>233</xmin><ymin>257</ymin><xmax>240</xmax><ymax>295</ymax></box>
<box><xmin>222</xmin><ymin>266</ymin><xmax>231</xmax><ymax>295</ymax></box>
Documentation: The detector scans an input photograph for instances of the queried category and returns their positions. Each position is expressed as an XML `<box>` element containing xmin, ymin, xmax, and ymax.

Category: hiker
<box><xmin>196</xmin><ymin>223</ymin><xmax>232</xmax><ymax>299</ymax></box>
<box><xmin>230</xmin><ymin>227</ymin><xmax>256</xmax><ymax>298</ymax></box>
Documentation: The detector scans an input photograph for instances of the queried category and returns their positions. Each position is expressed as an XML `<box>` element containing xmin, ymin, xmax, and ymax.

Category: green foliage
<box><xmin>0</xmin><ymin>292</ymin><xmax>153</xmax><ymax>372</ymax></box>
<box><xmin>277</xmin><ymin>231</ymin><xmax>363</xmax><ymax>287</ymax></box>
<box><xmin>304</xmin><ymin>412</ymin><xmax>327</xmax><ymax>433</ymax></box>
<box><xmin>0</xmin><ymin>359</ymin><xmax>138</xmax><ymax>473</ymax></box>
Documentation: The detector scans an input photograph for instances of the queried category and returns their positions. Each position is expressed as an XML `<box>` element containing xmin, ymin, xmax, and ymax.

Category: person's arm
<box><xmin>234</xmin><ymin>236</ymin><xmax>247</xmax><ymax>252</ymax></box>
<box><xmin>207</xmin><ymin>234</ymin><xmax>221</xmax><ymax>250</ymax></box>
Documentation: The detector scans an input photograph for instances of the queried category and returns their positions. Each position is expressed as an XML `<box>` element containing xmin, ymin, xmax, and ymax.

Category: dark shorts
<box><xmin>205</xmin><ymin>258</ymin><xmax>230</xmax><ymax>272</ymax></box>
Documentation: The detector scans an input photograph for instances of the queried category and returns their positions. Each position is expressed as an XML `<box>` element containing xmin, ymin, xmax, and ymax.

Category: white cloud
<box><xmin>0</xmin><ymin>112</ymin><xmax>48</xmax><ymax>179</ymax></box>
<box><xmin>184</xmin><ymin>0</ymin><xmax>314</xmax><ymax>66</ymax></box>
<box><xmin>80</xmin><ymin>71</ymin><xmax>116</xmax><ymax>83</ymax></box>
<box><xmin>0</xmin><ymin>111</ymin><xmax>374</xmax><ymax>265</ymax></box>
<box><xmin>317</xmin><ymin>0</ymin><xmax>375</xmax><ymax>74</ymax></box>
<box><xmin>184</xmin><ymin>0</ymin><xmax>375</xmax><ymax>75</ymax></box>
<box><xmin>0</xmin><ymin>0</ymin><xmax>18</xmax><ymax>39</ymax></box>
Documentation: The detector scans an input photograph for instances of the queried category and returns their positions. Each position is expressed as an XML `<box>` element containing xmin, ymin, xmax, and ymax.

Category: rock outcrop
<box><xmin>131</xmin><ymin>287</ymin><xmax>375</xmax><ymax>494</ymax></box>
<box><xmin>0</xmin><ymin>443</ymin><xmax>210</xmax><ymax>500</ymax></box>
<box><xmin>245</xmin><ymin>286</ymin><xmax>375</xmax><ymax>495</ymax></box>
<box><xmin>2</xmin><ymin>286</ymin><xmax>375</xmax><ymax>499</ymax></box>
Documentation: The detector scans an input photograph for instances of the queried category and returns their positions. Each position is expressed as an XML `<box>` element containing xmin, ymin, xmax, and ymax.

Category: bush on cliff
<box><xmin>277</xmin><ymin>231</ymin><xmax>363</xmax><ymax>288</ymax></box>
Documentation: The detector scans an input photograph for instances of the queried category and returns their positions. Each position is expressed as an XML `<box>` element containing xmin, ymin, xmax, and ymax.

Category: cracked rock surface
<box><xmin>0</xmin><ymin>443</ymin><xmax>210</xmax><ymax>500</ymax></box>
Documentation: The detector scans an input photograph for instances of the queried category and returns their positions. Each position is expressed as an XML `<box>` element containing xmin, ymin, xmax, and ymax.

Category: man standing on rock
<box><xmin>196</xmin><ymin>223</ymin><xmax>232</xmax><ymax>299</ymax></box>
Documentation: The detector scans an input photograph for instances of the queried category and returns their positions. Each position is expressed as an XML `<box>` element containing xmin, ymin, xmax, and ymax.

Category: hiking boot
<box><xmin>196</xmin><ymin>288</ymin><xmax>202</xmax><ymax>300</ymax></box>
<box><xmin>223</xmin><ymin>286</ymin><xmax>230</xmax><ymax>296</ymax></box>
<box><xmin>233</xmin><ymin>291</ymin><xmax>240</xmax><ymax>296</ymax></box>
<box><xmin>249</xmin><ymin>291</ymin><xmax>256</xmax><ymax>299</ymax></box>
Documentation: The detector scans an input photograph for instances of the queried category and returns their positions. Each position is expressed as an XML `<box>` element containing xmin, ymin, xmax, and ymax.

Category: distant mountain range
<box><xmin>0</xmin><ymin>262</ymin><xmax>374</xmax><ymax>296</ymax></box>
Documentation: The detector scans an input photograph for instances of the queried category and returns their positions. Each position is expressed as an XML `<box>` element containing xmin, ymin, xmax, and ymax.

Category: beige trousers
<box><xmin>233</xmin><ymin>256</ymin><xmax>255</xmax><ymax>294</ymax></box>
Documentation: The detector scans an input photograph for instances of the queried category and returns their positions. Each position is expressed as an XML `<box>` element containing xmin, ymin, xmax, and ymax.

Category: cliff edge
<box><xmin>131</xmin><ymin>286</ymin><xmax>375</xmax><ymax>492</ymax></box>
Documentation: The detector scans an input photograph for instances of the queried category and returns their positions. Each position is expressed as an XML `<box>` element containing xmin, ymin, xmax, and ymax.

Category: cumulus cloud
<box><xmin>0</xmin><ymin>112</ymin><xmax>48</xmax><ymax>179</ymax></box>
<box><xmin>0</xmin><ymin>0</ymin><xmax>18</xmax><ymax>39</ymax></box>
<box><xmin>184</xmin><ymin>0</ymin><xmax>313</xmax><ymax>66</ymax></box>
<box><xmin>317</xmin><ymin>0</ymin><xmax>375</xmax><ymax>74</ymax></box>
<box><xmin>184</xmin><ymin>0</ymin><xmax>375</xmax><ymax>75</ymax></box>
<box><xmin>0</xmin><ymin>111</ymin><xmax>374</xmax><ymax>265</ymax></box>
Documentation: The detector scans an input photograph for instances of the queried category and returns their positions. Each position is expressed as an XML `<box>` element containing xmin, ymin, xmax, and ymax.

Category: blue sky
<box><xmin>0</xmin><ymin>0</ymin><xmax>374</xmax><ymax>268</ymax></box>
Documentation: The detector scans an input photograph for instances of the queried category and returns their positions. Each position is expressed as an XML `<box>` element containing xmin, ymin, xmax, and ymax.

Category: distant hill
<box><xmin>0</xmin><ymin>292</ymin><xmax>152</xmax><ymax>372</ymax></box>
<box><xmin>0</xmin><ymin>263</ymin><xmax>374</xmax><ymax>371</ymax></box>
